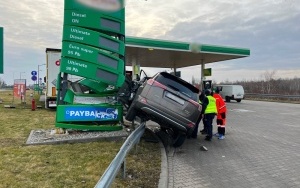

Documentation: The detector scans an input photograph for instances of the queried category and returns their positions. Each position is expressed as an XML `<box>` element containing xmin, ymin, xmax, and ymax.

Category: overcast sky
<box><xmin>0</xmin><ymin>0</ymin><xmax>299</xmax><ymax>85</ymax></box>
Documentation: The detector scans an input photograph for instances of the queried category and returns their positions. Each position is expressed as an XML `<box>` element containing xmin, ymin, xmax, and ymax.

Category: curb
<box><xmin>158</xmin><ymin>141</ymin><xmax>168</xmax><ymax>188</ymax></box>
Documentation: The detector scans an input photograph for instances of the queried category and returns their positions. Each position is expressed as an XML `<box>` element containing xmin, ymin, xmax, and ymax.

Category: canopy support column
<box><xmin>201</xmin><ymin>59</ymin><xmax>205</xmax><ymax>86</ymax></box>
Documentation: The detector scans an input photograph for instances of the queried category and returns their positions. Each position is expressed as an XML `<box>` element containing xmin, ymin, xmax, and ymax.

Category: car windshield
<box><xmin>155</xmin><ymin>72</ymin><xmax>198</xmax><ymax>101</ymax></box>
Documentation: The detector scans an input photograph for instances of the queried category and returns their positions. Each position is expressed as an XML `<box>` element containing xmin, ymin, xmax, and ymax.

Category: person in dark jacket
<box><xmin>190</xmin><ymin>91</ymin><xmax>205</xmax><ymax>138</ymax></box>
<box><xmin>202</xmin><ymin>89</ymin><xmax>217</xmax><ymax>141</ymax></box>
<box><xmin>198</xmin><ymin>91</ymin><xmax>208</xmax><ymax>135</ymax></box>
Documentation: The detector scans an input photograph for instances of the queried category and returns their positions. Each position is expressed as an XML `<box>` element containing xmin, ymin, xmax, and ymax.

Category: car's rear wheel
<box><xmin>172</xmin><ymin>131</ymin><xmax>186</xmax><ymax>148</ymax></box>
<box><xmin>225</xmin><ymin>96</ymin><xmax>231</xmax><ymax>102</ymax></box>
<box><xmin>236</xmin><ymin>99</ymin><xmax>241</xmax><ymax>102</ymax></box>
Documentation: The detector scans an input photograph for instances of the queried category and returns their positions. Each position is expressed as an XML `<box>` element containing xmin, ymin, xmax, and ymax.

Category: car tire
<box><xmin>172</xmin><ymin>132</ymin><xmax>186</xmax><ymax>148</ymax></box>
<box><xmin>125</xmin><ymin>106</ymin><xmax>136</xmax><ymax>121</ymax></box>
<box><xmin>225</xmin><ymin>96</ymin><xmax>230</xmax><ymax>102</ymax></box>
<box><xmin>236</xmin><ymin>99</ymin><xmax>241</xmax><ymax>102</ymax></box>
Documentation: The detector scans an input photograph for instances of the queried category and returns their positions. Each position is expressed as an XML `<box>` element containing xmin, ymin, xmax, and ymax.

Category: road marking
<box><xmin>230</xmin><ymin>109</ymin><xmax>255</xmax><ymax>112</ymax></box>
<box><xmin>283</xmin><ymin>124</ymin><xmax>299</xmax><ymax>128</ymax></box>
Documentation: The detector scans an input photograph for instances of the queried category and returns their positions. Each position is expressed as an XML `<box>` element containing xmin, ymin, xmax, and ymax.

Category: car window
<box><xmin>155</xmin><ymin>72</ymin><xmax>198</xmax><ymax>101</ymax></box>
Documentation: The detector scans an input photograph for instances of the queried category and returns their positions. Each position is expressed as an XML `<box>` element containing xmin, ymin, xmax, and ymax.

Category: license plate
<box><xmin>166</xmin><ymin>92</ymin><xmax>184</xmax><ymax>105</ymax></box>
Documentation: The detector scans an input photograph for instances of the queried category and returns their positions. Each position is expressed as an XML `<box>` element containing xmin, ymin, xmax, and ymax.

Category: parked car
<box><xmin>122</xmin><ymin>71</ymin><xmax>202</xmax><ymax>147</ymax></box>
<box><xmin>215</xmin><ymin>85</ymin><xmax>245</xmax><ymax>102</ymax></box>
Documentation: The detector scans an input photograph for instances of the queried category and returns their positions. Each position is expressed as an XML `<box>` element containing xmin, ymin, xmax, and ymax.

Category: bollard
<box><xmin>31</xmin><ymin>99</ymin><xmax>36</xmax><ymax>111</ymax></box>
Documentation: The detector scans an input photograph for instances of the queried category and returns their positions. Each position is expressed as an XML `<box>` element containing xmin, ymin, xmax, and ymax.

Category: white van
<box><xmin>215</xmin><ymin>85</ymin><xmax>245</xmax><ymax>102</ymax></box>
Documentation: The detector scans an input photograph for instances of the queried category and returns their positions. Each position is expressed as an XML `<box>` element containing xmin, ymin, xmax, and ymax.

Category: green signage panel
<box><xmin>56</xmin><ymin>0</ymin><xmax>125</xmax><ymax>131</ymax></box>
<box><xmin>63</xmin><ymin>89</ymin><xmax>116</xmax><ymax>104</ymax></box>
<box><xmin>62</xmin><ymin>41</ymin><xmax>124</xmax><ymax>73</ymax></box>
<box><xmin>64</xmin><ymin>0</ymin><xmax>125</xmax><ymax>21</ymax></box>
<box><xmin>204</xmin><ymin>68</ymin><xmax>212</xmax><ymax>76</ymax></box>
<box><xmin>63</xmin><ymin>25</ymin><xmax>125</xmax><ymax>55</ymax></box>
<box><xmin>61</xmin><ymin>57</ymin><xmax>125</xmax><ymax>87</ymax></box>
<box><xmin>64</xmin><ymin>9</ymin><xmax>125</xmax><ymax>34</ymax></box>
<box><xmin>0</xmin><ymin>27</ymin><xmax>3</xmax><ymax>74</ymax></box>
<box><xmin>79</xmin><ymin>78</ymin><xmax>118</xmax><ymax>94</ymax></box>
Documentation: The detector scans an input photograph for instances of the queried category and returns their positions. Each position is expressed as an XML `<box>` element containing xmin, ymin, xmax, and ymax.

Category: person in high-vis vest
<box><xmin>202</xmin><ymin>89</ymin><xmax>217</xmax><ymax>141</ymax></box>
<box><xmin>191</xmin><ymin>91</ymin><xmax>205</xmax><ymax>138</ymax></box>
<box><xmin>213</xmin><ymin>88</ymin><xmax>227</xmax><ymax>140</ymax></box>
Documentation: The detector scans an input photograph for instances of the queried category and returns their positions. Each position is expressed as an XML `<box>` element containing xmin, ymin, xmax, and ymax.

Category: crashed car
<box><xmin>122</xmin><ymin>71</ymin><xmax>202</xmax><ymax>147</ymax></box>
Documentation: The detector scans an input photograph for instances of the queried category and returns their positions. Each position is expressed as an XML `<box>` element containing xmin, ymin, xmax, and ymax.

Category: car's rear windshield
<box><xmin>155</xmin><ymin>72</ymin><xmax>199</xmax><ymax>101</ymax></box>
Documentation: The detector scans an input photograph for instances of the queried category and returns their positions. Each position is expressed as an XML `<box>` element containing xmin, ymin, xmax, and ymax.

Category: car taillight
<box><xmin>147</xmin><ymin>79</ymin><xmax>155</xmax><ymax>85</ymax></box>
<box><xmin>147</xmin><ymin>79</ymin><xmax>167</xmax><ymax>89</ymax></box>
<box><xmin>140</xmin><ymin>97</ymin><xmax>147</xmax><ymax>104</ymax></box>
<box><xmin>187</xmin><ymin>122</ymin><xmax>195</xmax><ymax>128</ymax></box>
<box><xmin>189</xmin><ymin>99</ymin><xmax>201</xmax><ymax>110</ymax></box>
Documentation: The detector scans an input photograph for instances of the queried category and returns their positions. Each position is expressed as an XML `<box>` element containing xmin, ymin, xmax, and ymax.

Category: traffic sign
<box><xmin>31</xmin><ymin>75</ymin><xmax>37</xmax><ymax>81</ymax></box>
<box><xmin>31</xmin><ymin>71</ymin><xmax>37</xmax><ymax>76</ymax></box>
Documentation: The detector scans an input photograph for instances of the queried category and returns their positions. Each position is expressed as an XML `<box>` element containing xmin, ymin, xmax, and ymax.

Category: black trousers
<box><xmin>218</xmin><ymin>126</ymin><xmax>225</xmax><ymax>135</ymax></box>
<box><xmin>191</xmin><ymin>115</ymin><xmax>202</xmax><ymax>138</ymax></box>
<box><xmin>203</xmin><ymin>113</ymin><xmax>215</xmax><ymax>139</ymax></box>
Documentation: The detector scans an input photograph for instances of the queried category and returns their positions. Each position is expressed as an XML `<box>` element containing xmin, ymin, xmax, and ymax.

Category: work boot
<box><xmin>218</xmin><ymin>134</ymin><xmax>225</xmax><ymax>140</ymax></box>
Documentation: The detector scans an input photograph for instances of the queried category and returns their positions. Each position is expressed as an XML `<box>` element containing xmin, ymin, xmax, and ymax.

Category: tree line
<box><xmin>223</xmin><ymin>77</ymin><xmax>300</xmax><ymax>95</ymax></box>
<box><xmin>219</xmin><ymin>71</ymin><xmax>300</xmax><ymax>95</ymax></box>
<box><xmin>191</xmin><ymin>71</ymin><xmax>300</xmax><ymax>95</ymax></box>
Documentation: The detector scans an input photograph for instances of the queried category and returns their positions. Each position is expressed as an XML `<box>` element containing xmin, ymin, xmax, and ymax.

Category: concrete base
<box><xmin>25</xmin><ymin>128</ymin><xmax>130</xmax><ymax>146</ymax></box>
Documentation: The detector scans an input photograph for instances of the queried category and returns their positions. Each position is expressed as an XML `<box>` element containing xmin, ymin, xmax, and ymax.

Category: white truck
<box><xmin>216</xmin><ymin>85</ymin><xmax>245</xmax><ymax>102</ymax></box>
<box><xmin>45</xmin><ymin>48</ymin><xmax>61</xmax><ymax>108</ymax></box>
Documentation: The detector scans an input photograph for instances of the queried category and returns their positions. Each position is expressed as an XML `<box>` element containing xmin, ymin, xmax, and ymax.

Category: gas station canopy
<box><xmin>125</xmin><ymin>36</ymin><xmax>250</xmax><ymax>68</ymax></box>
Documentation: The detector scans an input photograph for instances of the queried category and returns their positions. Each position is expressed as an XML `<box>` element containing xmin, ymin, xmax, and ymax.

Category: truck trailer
<box><xmin>45</xmin><ymin>48</ymin><xmax>61</xmax><ymax>108</ymax></box>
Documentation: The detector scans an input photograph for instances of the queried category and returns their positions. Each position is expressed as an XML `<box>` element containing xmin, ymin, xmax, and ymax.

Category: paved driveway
<box><xmin>167</xmin><ymin>100</ymin><xmax>300</xmax><ymax>188</ymax></box>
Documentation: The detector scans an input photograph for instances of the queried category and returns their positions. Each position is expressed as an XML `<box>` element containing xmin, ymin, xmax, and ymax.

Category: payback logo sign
<box><xmin>65</xmin><ymin>106</ymin><xmax>119</xmax><ymax>121</ymax></box>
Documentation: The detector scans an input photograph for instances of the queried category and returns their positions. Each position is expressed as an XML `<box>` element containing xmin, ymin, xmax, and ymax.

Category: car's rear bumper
<box><xmin>141</xmin><ymin>107</ymin><xmax>188</xmax><ymax>132</ymax></box>
<box><xmin>134</xmin><ymin>99</ymin><xmax>195</xmax><ymax>133</ymax></box>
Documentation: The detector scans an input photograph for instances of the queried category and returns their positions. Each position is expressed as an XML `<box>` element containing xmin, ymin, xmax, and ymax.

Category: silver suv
<box><xmin>124</xmin><ymin>72</ymin><xmax>202</xmax><ymax>147</ymax></box>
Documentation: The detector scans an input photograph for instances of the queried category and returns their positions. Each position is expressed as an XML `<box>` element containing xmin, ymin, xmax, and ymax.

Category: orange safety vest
<box><xmin>213</xmin><ymin>93</ymin><xmax>227</xmax><ymax>126</ymax></box>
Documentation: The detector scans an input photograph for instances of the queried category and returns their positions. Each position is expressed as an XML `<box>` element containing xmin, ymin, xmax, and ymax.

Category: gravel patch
<box><xmin>26</xmin><ymin>128</ymin><xmax>130</xmax><ymax>145</ymax></box>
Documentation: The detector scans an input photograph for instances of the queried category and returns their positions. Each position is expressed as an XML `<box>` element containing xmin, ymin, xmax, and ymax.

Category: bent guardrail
<box><xmin>94</xmin><ymin>122</ymin><xmax>146</xmax><ymax>188</ymax></box>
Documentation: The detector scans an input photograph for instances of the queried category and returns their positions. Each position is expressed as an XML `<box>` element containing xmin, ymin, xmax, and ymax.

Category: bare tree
<box><xmin>262</xmin><ymin>70</ymin><xmax>277</xmax><ymax>94</ymax></box>
<box><xmin>0</xmin><ymin>77</ymin><xmax>4</xmax><ymax>88</ymax></box>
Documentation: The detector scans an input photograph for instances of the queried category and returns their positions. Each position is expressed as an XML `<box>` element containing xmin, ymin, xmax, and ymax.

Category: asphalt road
<box><xmin>167</xmin><ymin>100</ymin><xmax>300</xmax><ymax>188</ymax></box>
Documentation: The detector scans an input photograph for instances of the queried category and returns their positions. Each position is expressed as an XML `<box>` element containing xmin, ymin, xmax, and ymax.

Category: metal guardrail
<box><xmin>246</xmin><ymin>93</ymin><xmax>300</xmax><ymax>99</ymax></box>
<box><xmin>94</xmin><ymin>122</ymin><xmax>146</xmax><ymax>188</ymax></box>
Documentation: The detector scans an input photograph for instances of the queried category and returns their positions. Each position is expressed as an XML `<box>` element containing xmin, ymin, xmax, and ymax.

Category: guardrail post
<box><xmin>121</xmin><ymin>160</ymin><xmax>126</xmax><ymax>179</ymax></box>
<box><xmin>94</xmin><ymin>122</ymin><xmax>146</xmax><ymax>188</ymax></box>
<box><xmin>134</xmin><ymin>143</ymin><xmax>138</xmax><ymax>154</ymax></box>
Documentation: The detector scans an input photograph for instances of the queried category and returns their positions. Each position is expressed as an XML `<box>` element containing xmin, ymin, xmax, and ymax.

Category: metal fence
<box><xmin>94</xmin><ymin>122</ymin><xmax>146</xmax><ymax>188</ymax></box>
